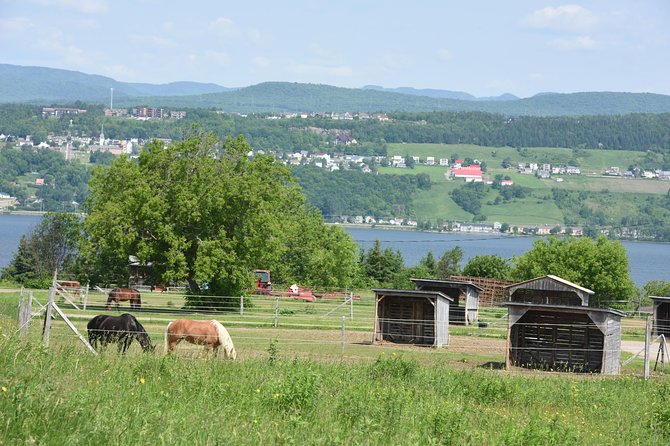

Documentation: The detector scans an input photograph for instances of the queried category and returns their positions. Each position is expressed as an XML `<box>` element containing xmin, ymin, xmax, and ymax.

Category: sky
<box><xmin>1</xmin><ymin>0</ymin><xmax>669</xmax><ymax>98</ymax></box>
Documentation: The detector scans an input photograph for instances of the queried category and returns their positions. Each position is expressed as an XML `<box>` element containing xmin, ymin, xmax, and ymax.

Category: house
<box><xmin>452</xmin><ymin>159</ymin><xmax>463</xmax><ymax>168</ymax></box>
<box><xmin>35</xmin><ymin>178</ymin><xmax>45</xmax><ymax>185</ymax></box>
<box><xmin>372</xmin><ymin>289</ymin><xmax>452</xmax><ymax>346</ymax></box>
<box><xmin>450</xmin><ymin>165</ymin><xmax>483</xmax><ymax>182</ymax></box>
<box><xmin>426</xmin><ymin>156</ymin><xmax>435</xmax><ymax>166</ymax></box>
<box><xmin>566</xmin><ymin>165</ymin><xmax>581</xmax><ymax>175</ymax></box>
<box><xmin>439</xmin><ymin>158</ymin><xmax>450</xmax><ymax>166</ymax></box>
<box><xmin>500</xmin><ymin>179</ymin><xmax>514</xmax><ymax>186</ymax></box>
<box><xmin>411</xmin><ymin>278</ymin><xmax>483</xmax><ymax>325</ymax></box>
<box><xmin>504</xmin><ymin>275</ymin><xmax>624</xmax><ymax>374</ymax></box>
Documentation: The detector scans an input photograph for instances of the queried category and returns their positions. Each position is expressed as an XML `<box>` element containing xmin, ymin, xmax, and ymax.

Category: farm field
<box><xmin>379</xmin><ymin>143</ymin><xmax>670</xmax><ymax>224</ymax></box>
<box><xmin>1</xmin><ymin>290</ymin><xmax>664</xmax><ymax>444</ymax></box>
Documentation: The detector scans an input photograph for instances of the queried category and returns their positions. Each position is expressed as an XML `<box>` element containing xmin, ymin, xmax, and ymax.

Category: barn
<box><xmin>411</xmin><ymin>278</ymin><xmax>482</xmax><ymax>325</ymax></box>
<box><xmin>372</xmin><ymin>289</ymin><xmax>452</xmax><ymax>347</ymax></box>
<box><xmin>504</xmin><ymin>275</ymin><xmax>624</xmax><ymax>374</ymax></box>
<box><xmin>651</xmin><ymin>296</ymin><xmax>670</xmax><ymax>337</ymax></box>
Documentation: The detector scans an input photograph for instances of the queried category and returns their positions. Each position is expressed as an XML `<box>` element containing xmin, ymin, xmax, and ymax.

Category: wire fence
<box><xmin>6</xmin><ymin>286</ymin><xmax>667</xmax><ymax>376</ymax></box>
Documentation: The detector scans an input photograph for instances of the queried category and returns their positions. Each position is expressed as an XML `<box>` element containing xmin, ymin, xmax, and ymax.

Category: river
<box><xmin>0</xmin><ymin>214</ymin><xmax>667</xmax><ymax>287</ymax></box>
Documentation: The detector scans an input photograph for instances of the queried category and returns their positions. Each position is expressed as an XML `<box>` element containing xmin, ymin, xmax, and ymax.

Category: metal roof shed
<box><xmin>650</xmin><ymin>296</ymin><xmax>670</xmax><ymax>337</ymax></box>
<box><xmin>411</xmin><ymin>278</ymin><xmax>483</xmax><ymax>325</ymax></box>
<box><xmin>503</xmin><ymin>275</ymin><xmax>623</xmax><ymax>375</ymax></box>
<box><xmin>373</xmin><ymin>289</ymin><xmax>453</xmax><ymax>347</ymax></box>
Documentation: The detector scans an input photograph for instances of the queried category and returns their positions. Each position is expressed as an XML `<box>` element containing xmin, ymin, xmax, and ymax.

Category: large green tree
<box><xmin>511</xmin><ymin>236</ymin><xmax>636</xmax><ymax>306</ymax></box>
<box><xmin>81</xmin><ymin>130</ymin><xmax>359</xmax><ymax>298</ymax></box>
<box><xmin>462</xmin><ymin>254</ymin><xmax>511</xmax><ymax>280</ymax></box>
<box><xmin>435</xmin><ymin>247</ymin><xmax>463</xmax><ymax>279</ymax></box>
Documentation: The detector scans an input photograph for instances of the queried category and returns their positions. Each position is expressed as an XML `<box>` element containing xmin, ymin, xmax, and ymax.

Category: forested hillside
<box><xmin>2</xmin><ymin>104</ymin><xmax>670</xmax><ymax>154</ymax></box>
<box><xmin>3</xmin><ymin>64</ymin><xmax>670</xmax><ymax>115</ymax></box>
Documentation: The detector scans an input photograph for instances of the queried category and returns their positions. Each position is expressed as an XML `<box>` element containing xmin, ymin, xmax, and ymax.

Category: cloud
<box><xmin>437</xmin><ymin>48</ymin><xmax>453</xmax><ymax>61</ymax></box>
<box><xmin>252</xmin><ymin>57</ymin><xmax>271</xmax><ymax>68</ymax></box>
<box><xmin>33</xmin><ymin>37</ymin><xmax>87</xmax><ymax>64</ymax></box>
<box><xmin>0</xmin><ymin>17</ymin><xmax>35</xmax><ymax>33</ymax></box>
<box><xmin>287</xmin><ymin>63</ymin><xmax>353</xmax><ymax>78</ymax></box>
<box><xmin>209</xmin><ymin>16</ymin><xmax>238</xmax><ymax>38</ymax></box>
<box><xmin>523</xmin><ymin>4</ymin><xmax>598</xmax><ymax>32</ymax></box>
<box><xmin>128</xmin><ymin>34</ymin><xmax>178</xmax><ymax>48</ymax></box>
<box><xmin>203</xmin><ymin>50</ymin><xmax>232</xmax><ymax>66</ymax></box>
<box><xmin>548</xmin><ymin>35</ymin><xmax>598</xmax><ymax>50</ymax></box>
<box><xmin>32</xmin><ymin>0</ymin><xmax>108</xmax><ymax>14</ymax></box>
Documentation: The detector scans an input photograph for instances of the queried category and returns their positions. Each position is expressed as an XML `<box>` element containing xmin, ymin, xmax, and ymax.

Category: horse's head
<box><xmin>227</xmin><ymin>346</ymin><xmax>237</xmax><ymax>361</ymax></box>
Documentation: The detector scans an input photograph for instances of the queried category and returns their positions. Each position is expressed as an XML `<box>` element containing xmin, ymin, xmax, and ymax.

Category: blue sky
<box><xmin>1</xmin><ymin>0</ymin><xmax>669</xmax><ymax>98</ymax></box>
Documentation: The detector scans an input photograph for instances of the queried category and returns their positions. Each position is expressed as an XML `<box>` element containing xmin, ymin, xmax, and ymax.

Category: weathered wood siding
<box><xmin>376</xmin><ymin>296</ymin><xmax>435</xmax><ymax>345</ymax></box>
<box><xmin>653</xmin><ymin>301</ymin><xmax>670</xmax><ymax>337</ymax></box>
<box><xmin>436</xmin><ymin>298</ymin><xmax>450</xmax><ymax>346</ymax></box>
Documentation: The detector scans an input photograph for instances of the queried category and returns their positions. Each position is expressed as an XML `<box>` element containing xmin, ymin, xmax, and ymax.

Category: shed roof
<box><xmin>650</xmin><ymin>295</ymin><xmax>670</xmax><ymax>302</ymax></box>
<box><xmin>505</xmin><ymin>274</ymin><xmax>594</xmax><ymax>295</ymax></box>
<box><xmin>503</xmin><ymin>301</ymin><xmax>626</xmax><ymax>317</ymax></box>
<box><xmin>372</xmin><ymin>288</ymin><xmax>454</xmax><ymax>302</ymax></box>
<box><xmin>410</xmin><ymin>278</ymin><xmax>484</xmax><ymax>292</ymax></box>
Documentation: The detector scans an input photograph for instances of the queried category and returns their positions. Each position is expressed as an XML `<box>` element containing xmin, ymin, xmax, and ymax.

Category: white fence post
<box><xmin>644</xmin><ymin>316</ymin><xmax>651</xmax><ymax>379</ymax></box>
<box><xmin>83</xmin><ymin>283</ymin><xmax>89</xmax><ymax>310</ymax></box>
<box><xmin>350</xmin><ymin>291</ymin><xmax>354</xmax><ymax>320</ymax></box>
<box><xmin>341</xmin><ymin>316</ymin><xmax>345</xmax><ymax>354</ymax></box>
<box><xmin>43</xmin><ymin>286</ymin><xmax>56</xmax><ymax>347</ymax></box>
<box><xmin>240</xmin><ymin>296</ymin><xmax>244</xmax><ymax>316</ymax></box>
<box><xmin>273</xmin><ymin>296</ymin><xmax>279</xmax><ymax>328</ymax></box>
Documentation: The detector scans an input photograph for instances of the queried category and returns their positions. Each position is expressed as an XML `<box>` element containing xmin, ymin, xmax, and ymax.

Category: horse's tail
<box><xmin>211</xmin><ymin>320</ymin><xmax>236</xmax><ymax>360</ymax></box>
<box><xmin>165</xmin><ymin>321</ymin><xmax>174</xmax><ymax>354</ymax></box>
<box><xmin>135</xmin><ymin>291</ymin><xmax>142</xmax><ymax>309</ymax></box>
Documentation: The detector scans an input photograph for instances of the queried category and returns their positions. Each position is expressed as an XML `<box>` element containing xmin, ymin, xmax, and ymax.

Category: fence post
<box><xmin>350</xmin><ymin>291</ymin><xmax>354</xmax><ymax>320</ymax></box>
<box><xmin>83</xmin><ymin>283</ymin><xmax>89</xmax><ymax>310</ymax></box>
<box><xmin>644</xmin><ymin>315</ymin><xmax>651</xmax><ymax>379</ymax></box>
<box><xmin>240</xmin><ymin>296</ymin><xmax>244</xmax><ymax>316</ymax></box>
<box><xmin>273</xmin><ymin>296</ymin><xmax>279</xmax><ymax>328</ymax></box>
<box><xmin>341</xmin><ymin>316</ymin><xmax>345</xmax><ymax>354</ymax></box>
<box><xmin>43</xmin><ymin>286</ymin><xmax>56</xmax><ymax>348</ymax></box>
<box><xmin>18</xmin><ymin>290</ymin><xmax>25</xmax><ymax>337</ymax></box>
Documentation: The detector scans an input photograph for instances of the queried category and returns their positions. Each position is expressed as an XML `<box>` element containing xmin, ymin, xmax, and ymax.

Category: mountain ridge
<box><xmin>2</xmin><ymin>64</ymin><xmax>670</xmax><ymax>116</ymax></box>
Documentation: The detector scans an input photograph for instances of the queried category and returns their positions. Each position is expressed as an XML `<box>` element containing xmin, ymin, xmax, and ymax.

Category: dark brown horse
<box><xmin>87</xmin><ymin>314</ymin><xmax>155</xmax><ymax>354</ymax></box>
<box><xmin>106</xmin><ymin>288</ymin><xmax>142</xmax><ymax>310</ymax></box>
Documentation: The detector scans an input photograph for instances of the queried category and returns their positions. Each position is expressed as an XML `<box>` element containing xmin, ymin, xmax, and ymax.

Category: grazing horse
<box><xmin>165</xmin><ymin>319</ymin><xmax>237</xmax><ymax>360</ymax></box>
<box><xmin>87</xmin><ymin>313</ymin><xmax>155</xmax><ymax>354</ymax></box>
<box><xmin>106</xmin><ymin>288</ymin><xmax>142</xmax><ymax>311</ymax></box>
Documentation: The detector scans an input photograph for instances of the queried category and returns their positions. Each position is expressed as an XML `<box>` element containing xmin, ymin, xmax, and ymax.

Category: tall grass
<box><xmin>0</xmin><ymin>334</ymin><xmax>667</xmax><ymax>445</ymax></box>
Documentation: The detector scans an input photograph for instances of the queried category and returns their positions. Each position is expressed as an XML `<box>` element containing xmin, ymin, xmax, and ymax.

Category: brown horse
<box><xmin>165</xmin><ymin>319</ymin><xmax>237</xmax><ymax>360</ymax></box>
<box><xmin>106</xmin><ymin>288</ymin><xmax>142</xmax><ymax>311</ymax></box>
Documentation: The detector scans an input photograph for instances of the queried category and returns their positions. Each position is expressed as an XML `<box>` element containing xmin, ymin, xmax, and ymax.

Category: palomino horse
<box><xmin>106</xmin><ymin>288</ymin><xmax>142</xmax><ymax>311</ymax></box>
<box><xmin>165</xmin><ymin>319</ymin><xmax>237</xmax><ymax>360</ymax></box>
<box><xmin>87</xmin><ymin>313</ymin><xmax>155</xmax><ymax>354</ymax></box>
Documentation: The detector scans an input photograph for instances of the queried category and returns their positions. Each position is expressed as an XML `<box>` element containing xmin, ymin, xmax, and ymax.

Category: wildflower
<box><xmin>255</xmin><ymin>388</ymin><xmax>260</xmax><ymax>393</ymax></box>
<box><xmin>139</xmin><ymin>377</ymin><xmax>145</xmax><ymax>385</ymax></box>
<box><xmin>1</xmin><ymin>386</ymin><xmax>6</xmax><ymax>392</ymax></box>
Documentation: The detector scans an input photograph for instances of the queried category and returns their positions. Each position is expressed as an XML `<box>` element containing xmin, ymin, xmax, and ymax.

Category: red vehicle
<box><xmin>253</xmin><ymin>269</ymin><xmax>273</xmax><ymax>295</ymax></box>
<box><xmin>253</xmin><ymin>269</ymin><xmax>315</xmax><ymax>302</ymax></box>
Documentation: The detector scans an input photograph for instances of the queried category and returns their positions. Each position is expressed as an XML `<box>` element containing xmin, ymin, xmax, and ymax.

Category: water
<box><xmin>0</xmin><ymin>214</ymin><xmax>42</xmax><ymax>269</ymax></box>
<box><xmin>0</xmin><ymin>215</ymin><xmax>667</xmax><ymax>287</ymax></box>
<box><xmin>345</xmin><ymin>226</ymin><xmax>670</xmax><ymax>287</ymax></box>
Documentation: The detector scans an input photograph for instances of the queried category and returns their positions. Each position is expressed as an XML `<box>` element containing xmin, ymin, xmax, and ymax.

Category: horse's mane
<box><xmin>210</xmin><ymin>320</ymin><xmax>236</xmax><ymax>360</ymax></box>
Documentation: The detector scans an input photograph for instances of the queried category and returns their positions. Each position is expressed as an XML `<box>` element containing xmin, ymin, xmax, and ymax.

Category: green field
<box><xmin>381</xmin><ymin>144</ymin><xmax>670</xmax><ymax>225</ymax></box>
<box><xmin>1</xmin><ymin>290</ymin><xmax>665</xmax><ymax>444</ymax></box>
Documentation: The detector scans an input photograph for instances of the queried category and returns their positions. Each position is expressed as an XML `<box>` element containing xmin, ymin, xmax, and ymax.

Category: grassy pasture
<box><xmin>0</xmin><ymin>291</ymin><xmax>663</xmax><ymax>444</ymax></box>
<box><xmin>380</xmin><ymin>143</ymin><xmax>668</xmax><ymax>224</ymax></box>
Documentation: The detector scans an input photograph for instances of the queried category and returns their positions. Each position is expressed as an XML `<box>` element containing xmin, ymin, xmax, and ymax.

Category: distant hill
<box><xmin>362</xmin><ymin>85</ymin><xmax>518</xmax><ymax>101</ymax></box>
<box><xmin>2</xmin><ymin>64</ymin><xmax>670</xmax><ymax>116</ymax></box>
<box><xmin>0</xmin><ymin>64</ymin><xmax>234</xmax><ymax>103</ymax></box>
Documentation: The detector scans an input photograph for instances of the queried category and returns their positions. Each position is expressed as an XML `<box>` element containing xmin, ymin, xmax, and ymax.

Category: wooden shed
<box><xmin>504</xmin><ymin>275</ymin><xmax>623</xmax><ymax>375</ymax></box>
<box><xmin>373</xmin><ymin>289</ymin><xmax>453</xmax><ymax>347</ymax></box>
<box><xmin>411</xmin><ymin>278</ymin><xmax>483</xmax><ymax>325</ymax></box>
<box><xmin>651</xmin><ymin>296</ymin><xmax>670</xmax><ymax>337</ymax></box>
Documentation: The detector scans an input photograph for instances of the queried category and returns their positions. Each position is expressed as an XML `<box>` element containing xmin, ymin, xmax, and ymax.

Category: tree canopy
<box><xmin>463</xmin><ymin>254</ymin><xmax>512</xmax><ymax>280</ymax></box>
<box><xmin>81</xmin><ymin>130</ymin><xmax>359</xmax><ymax>298</ymax></box>
<box><xmin>511</xmin><ymin>236</ymin><xmax>636</xmax><ymax>306</ymax></box>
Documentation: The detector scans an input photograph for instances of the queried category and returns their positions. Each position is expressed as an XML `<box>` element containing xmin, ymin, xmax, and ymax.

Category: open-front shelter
<box><xmin>651</xmin><ymin>296</ymin><xmax>670</xmax><ymax>337</ymax></box>
<box><xmin>411</xmin><ymin>278</ymin><xmax>483</xmax><ymax>325</ymax></box>
<box><xmin>504</xmin><ymin>275</ymin><xmax>623</xmax><ymax>374</ymax></box>
<box><xmin>373</xmin><ymin>289</ymin><xmax>453</xmax><ymax>347</ymax></box>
